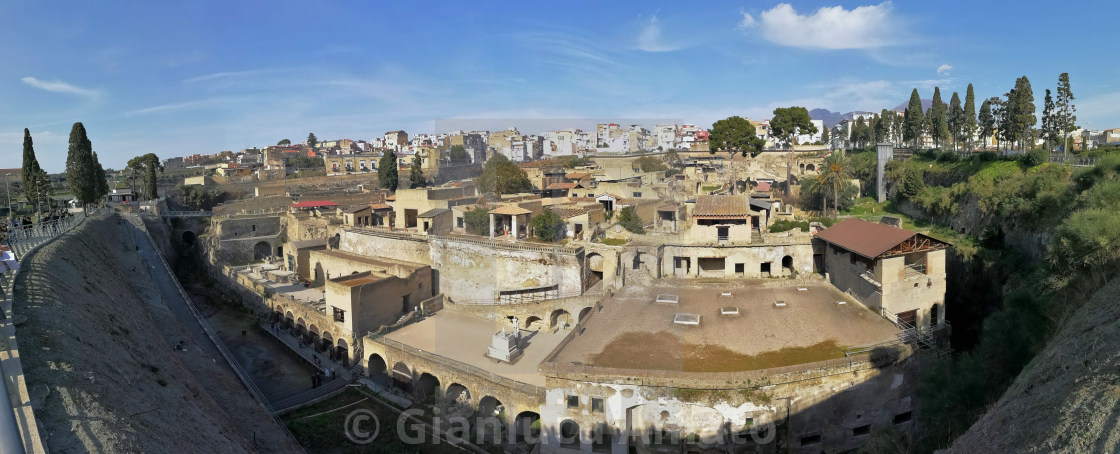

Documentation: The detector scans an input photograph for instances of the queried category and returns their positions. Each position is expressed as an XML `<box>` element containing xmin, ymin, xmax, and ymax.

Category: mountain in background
<box><xmin>811</xmin><ymin>99</ymin><xmax>936</xmax><ymax>128</ymax></box>
<box><xmin>809</xmin><ymin>108</ymin><xmax>851</xmax><ymax>128</ymax></box>
<box><xmin>892</xmin><ymin>99</ymin><xmax>934</xmax><ymax>112</ymax></box>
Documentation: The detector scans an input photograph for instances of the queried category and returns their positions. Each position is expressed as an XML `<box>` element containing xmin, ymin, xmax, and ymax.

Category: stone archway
<box><xmin>295</xmin><ymin>317</ymin><xmax>306</xmax><ymax>336</ymax></box>
<box><xmin>806</xmin><ymin>163</ymin><xmax>816</xmax><ymax>172</ymax></box>
<box><xmin>578</xmin><ymin>307</ymin><xmax>593</xmax><ymax>322</ymax></box>
<box><xmin>307</xmin><ymin>324</ymin><xmax>320</xmax><ymax>346</ymax></box>
<box><xmin>477</xmin><ymin>396</ymin><xmax>506</xmax><ymax>443</ymax></box>
<box><xmin>782</xmin><ymin>255</ymin><xmax>794</xmax><ymax>275</ymax></box>
<box><xmin>550</xmin><ymin>309</ymin><xmax>573</xmax><ymax>330</ymax></box>
<box><xmin>314</xmin><ymin>262</ymin><xmax>325</xmax><ymax>284</ymax></box>
<box><xmin>524</xmin><ymin>316</ymin><xmax>543</xmax><ymax>330</ymax></box>
<box><xmin>416</xmin><ymin>372</ymin><xmax>440</xmax><ymax>402</ymax></box>
<box><xmin>367</xmin><ymin>354</ymin><xmax>387</xmax><ymax>379</ymax></box>
<box><xmin>253</xmin><ymin>241</ymin><xmax>272</xmax><ymax>260</ymax></box>
<box><xmin>181</xmin><ymin>230</ymin><xmax>196</xmax><ymax>246</ymax></box>
<box><xmin>391</xmin><ymin>362</ymin><xmax>413</xmax><ymax>393</ymax></box>
<box><xmin>559</xmin><ymin>419</ymin><xmax>581</xmax><ymax>449</ymax></box>
<box><xmin>284</xmin><ymin>311</ymin><xmax>294</xmax><ymax>329</ymax></box>
<box><xmin>336</xmin><ymin>338</ymin><xmax>349</xmax><ymax>367</ymax></box>
<box><xmin>444</xmin><ymin>383</ymin><xmax>472</xmax><ymax>416</ymax></box>
<box><xmin>329</xmin><ymin>233</ymin><xmax>341</xmax><ymax>249</ymax></box>
<box><xmin>586</xmin><ymin>253</ymin><xmax>604</xmax><ymax>287</ymax></box>
<box><xmin>514</xmin><ymin>411</ymin><xmax>541</xmax><ymax>445</ymax></box>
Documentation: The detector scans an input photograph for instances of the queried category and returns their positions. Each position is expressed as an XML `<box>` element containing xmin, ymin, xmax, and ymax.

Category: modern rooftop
<box><xmin>545</xmin><ymin>283</ymin><xmax>900</xmax><ymax>373</ymax></box>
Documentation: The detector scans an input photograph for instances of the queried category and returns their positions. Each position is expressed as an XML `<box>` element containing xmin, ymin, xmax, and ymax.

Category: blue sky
<box><xmin>3</xmin><ymin>1</ymin><xmax>1117</xmax><ymax>172</ymax></box>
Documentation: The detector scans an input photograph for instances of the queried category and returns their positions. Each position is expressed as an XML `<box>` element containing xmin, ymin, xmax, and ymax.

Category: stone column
<box><xmin>511</xmin><ymin>215</ymin><xmax>518</xmax><ymax>239</ymax></box>
<box><xmin>489</xmin><ymin>213</ymin><xmax>495</xmax><ymax>238</ymax></box>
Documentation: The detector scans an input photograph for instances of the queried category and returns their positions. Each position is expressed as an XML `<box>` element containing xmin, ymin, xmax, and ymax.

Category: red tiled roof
<box><xmin>755</xmin><ymin>181</ymin><xmax>771</xmax><ymax>192</ymax></box>
<box><xmin>369</xmin><ymin>203</ymin><xmax>392</xmax><ymax>210</ymax></box>
<box><xmin>815</xmin><ymin>218</ymin><xmax>924</xmax><ymax>259</ymax></box>
<box><xmin>291</xmin><ymin>201</ymin><xmax>339</xmax><ymax>208</ymax></box>
<box><xmin>692</xmin><ymin>195</ymin><xmax>749</xmax><ymax>219</ymax></box>
<box><xmin>546</xmin><ymin>182</ymin><xmax>579</xmax><ymax>190</ymax></box>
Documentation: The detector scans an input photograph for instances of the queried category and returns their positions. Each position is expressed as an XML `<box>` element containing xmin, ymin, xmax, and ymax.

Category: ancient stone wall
<box><xmin>340</xmin><ymin>229</ymin><xmax>585</xmax><ymax>302</ymax></box>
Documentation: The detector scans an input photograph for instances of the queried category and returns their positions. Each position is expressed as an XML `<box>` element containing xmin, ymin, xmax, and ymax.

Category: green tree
<box><xmin>978</xmin><ymin>98</ymin><xmax>994</xmax><ymax>150</ymax></box>
<box><xmin>378</xmin><ymin>151</ymin><xmax>398</xmax><ymax>191</ymax></box>
<box><xmin>449</xmin><ymin>145</ymin><xmax>470</xmax><ymax>162</ymax></box>
<box><xmin>463</xmin><ymin>207</ymin><xmax>490</xmax><ymax>235</ymax></box>
<box><xmin>770</xmin><ymin>107</ymin><xmax>817</xmax><ymax>150</ymax></box>
<box><xmin>21</xmin><ymin>129</ymin><xmax>51</xmax><ymax>211</ymax></box>
<box><xmin>964</xmin><ymin>84</ymin><xmax>977</xmax><ymax>152</ymax></box>
<box><xmin>903</xmin><ymin>89</ymin><xmax>925</xmax><ymax>149</ymax></box>
<box><xmin>708</xmin><ymin>116</ymin><xmax>765</xmax><ymax>157</ymax></box>
<box><xmin>1055</xmin><ymin>73</ymin><xmax>1077</xmax><ymax>157</ymax></box>
<box><xmin>65</xmin><ymin>122</ymin><xmax>106</xmax><ymax>208</ymax></box>
<box><xmin>409</xmin><ymin>155</ymin><xmax>426</xmax><ymax>188</ymax></box>
<box><xmin>1011</xmin><ymin>76</ymin><xmax>1036</xmax><ymax>150</ymax></box>
<box><xmin>991</xmin><ymin>97</ymin><xmax>1007</xmax><ymax>151</ymax></box>
<box><xmin>948</xmin><ymin>92</ymin><xmax>963</xmax><ymax>152</ymax></box>
<box><xmin>877</xmin><ymin>109</ymin><xmax>892</xmax><ymax>145</ymax></box>
<box><xmin>1041</xmin><ymin>89</ymin><xmax>1056</xmax><ymax>150</ymax></box>
<box><xmin>821</xmin><ymin>126</ymin><xmax>830</xmax><ymax>148</ymax></box>
<box><xmin>476</xmin><ymin>154</ymin><xmax>532</xmax><ymax>195</ymax></box>
<box><xmin>530</xmin><ymin>208</ymin><xmax>565</xmax><ymax>242</ymax></box>
<box><xmin>615</xmin><ymin>206</ymin><xmax>645</xmax><ymax>234</ymax></box>
<box><xmin>928</xmin><ymin>87</ymin><xmax>949</xmax><ymax>149</ymax></box>
<box><xmin>127</xmin><ymin>153</ymin><xmax>163</xmax><ymax>200</ymax></box>
<box><xmin>817</xmin><ymin>153</ymin><xmax>852</xmax><ymax>215</ymax></box>
<box><xmin>277</xmin><ymin>139</ymin><xmax>291</xmax><ymax>146</ymax></box>
<box><xmin>634</xmin><ymin>156</ymin><xmax>667</xmax><ymax>173</ymax></box>
<box><xmin>770</xmin><ymin>107</ymin><xmax>817</xmax><ymax>196</ymax></box>
<box><xmin>307</xmin><ymin>132</ymin><xmax>318</xmax><ymax>147</ymax></box>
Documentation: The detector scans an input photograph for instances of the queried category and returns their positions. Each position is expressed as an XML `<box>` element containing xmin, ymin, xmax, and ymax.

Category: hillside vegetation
<box><xmin>851</xmin><ymin>146</ymin><xmax>1120</xmax><ymax>451</ymax></box>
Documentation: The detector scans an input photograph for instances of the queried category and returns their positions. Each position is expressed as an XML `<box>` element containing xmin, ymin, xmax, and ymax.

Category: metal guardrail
<box><xmin>0</xmin><ymin>211</ymin><xmax>88</xmax><ymax>454</ymax></box>
<box><xmin>369</xmin><ymin>336</ymin><xmax>546</xmax><ymax>399</ymax></box>
<box><xmin>162</xmin><ymin>210</ymin><xmax>213</xmax><ymax>217</ymax></box>
<box><xmin>3</xmin><ymin>213</ymin><xmax>85</xmax><ymax>260</ymax></box>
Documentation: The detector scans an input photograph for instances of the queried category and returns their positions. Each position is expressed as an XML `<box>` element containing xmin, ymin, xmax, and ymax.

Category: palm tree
<box><xmin>817</xmin><ymin>153</ymin><xmax>851</xmax><ymax>216</ymax></box>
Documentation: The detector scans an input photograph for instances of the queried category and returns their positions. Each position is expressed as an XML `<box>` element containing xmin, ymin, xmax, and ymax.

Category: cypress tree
<box><xmin>378</xmin><ymin>151</ymin><xmax>398</xmax><ymax>191</ymax></box>
<box><xmin>904</xmin><ymin>89</ymin><xmax>925</xmax><ymax>149</ymax></box>
<box><xmin>963</xmin><ymin>84</ymin><xmax>977</xmax><ymax>152</ymax></box>
<box><xmin>22</xmin><ymin>129</ymin><xmax>46</xmax><ymax>210</ymax></box>
<box><xmin>948</xmin><ymin>92</ymin><xmax>963</xmax><ymax>152</ymax></box>
<box><xmin>928</xmin><ymin>87</ymin><xmax>948</xmax><ymax>149</ymax></box>
<box><xmin>65</xmin><ymin>122</ymin><xmax>104</xmax><ymax>207</ymax></box>
<box><xmin>1055</xmin><ymin>73</ymin><xmax>1077</xmax><ymax>156</ymax></box>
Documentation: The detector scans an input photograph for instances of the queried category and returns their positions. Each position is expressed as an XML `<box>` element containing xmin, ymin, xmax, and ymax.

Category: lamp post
<box><xmin>3</xmin><ymin>173</ymin><xmax>11</xmax><ymax>217</ymax></box>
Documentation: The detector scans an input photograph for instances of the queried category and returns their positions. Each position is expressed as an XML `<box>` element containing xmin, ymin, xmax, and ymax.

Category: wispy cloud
<box><xmin>21</xmin><ymin>77</ymin><xmax>102</xmax><ymax>98</ymax></box>
<box><xmin>124</xmin><ymin>98</ymin><xmax>231</xmax><ymax>116</ymax></box>
<box><xmin>183</xmin><ymin>69</ymin><xmax>276</xmax><ymax>84</ymax></box>
<box><xmin>636</xmin><ymin>15</ymin><xmax>682</xmax><ymax>52</ymax></box>
<box><xmin>753</xmin><ymin>2</ymin><xmax>900</xmax><ymax>50</ymax></box>
<box><xmin>936</xmin><ymin>64</ymin><xmax>952</xmax><ymax>76</ymax></box>
<box><xmin>740</xmin><ymin>10</ymin><xmax>758</xmax><ymax>29</ymax></box>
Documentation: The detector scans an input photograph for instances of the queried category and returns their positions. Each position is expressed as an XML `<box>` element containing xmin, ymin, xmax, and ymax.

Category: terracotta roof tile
<box><xmin>691</xmin><ymin>195</ymin><xmax>749</xmax><ymax>218</ymax></box>
<box><xmin>815</xmin><ymin>218</ymin><xmax>928</xmax><ymax>259</ymax></box>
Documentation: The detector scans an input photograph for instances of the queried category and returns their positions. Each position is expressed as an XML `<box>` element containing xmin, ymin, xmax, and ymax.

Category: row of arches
<box><xmin>367</xmin><ymin>353</ymin><xmax>542</xmax><ymax>444</ymax></box>
<box><xmin>272</xmin><ymin>307</ymin><xmax>350</xmax><ymax>365</ymax></box>
<box><xmin>507</xmin><ymin>307</ymin><xmax>594</xmax><ymax>332</ymax></box>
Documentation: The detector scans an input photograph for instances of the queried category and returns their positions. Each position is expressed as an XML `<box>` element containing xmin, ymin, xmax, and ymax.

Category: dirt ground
<box><xmin>187</xmin><ymin>282</ymin><xmax>318</xmax><ymax>400</ymax></box>
<box><xmin>589</xmin><ymin>331</ymin><xmax>843</xmax><ymax>372</ymax></box>
<box><xmin>13</xmin><ymin>214</ymin><xmax>301</xmax><ymax>453</ymax></box>
<box><xmin>552</xmin><ymin>284</ymin><xmax>899</xmax><ymax>372</ymax></box>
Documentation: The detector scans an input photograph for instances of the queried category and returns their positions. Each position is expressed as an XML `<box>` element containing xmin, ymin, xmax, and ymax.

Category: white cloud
<box><xmin>183</xmin><ymin>69</ymin><xmax>275</xmax><ymax>84</ymax></box>
<box><xmin>937</xmin><ymin>64</ymin><xmax>952</xmax><ymax>76</ymax></box>
<box><xmin>637</xmin><ymin>15</ymin><xmax>681</xmax><ymax>52</ymax></box>
<box><xmin>756</xmin><ymin>2</ymin><xmax>898</xmax><ymax>49</ymax></box>
<box><xmin>123</xmin><ymin>98</ymin><xmax>233</xmax><ymax>116</ymax></box>
<box><xmin>21</xmin><ymin>77</ymin><xmax>101</xmax><ymax>98</ymax></box>
<box><xmin>739</xmin><ymin>11</ymin><xmax>757</xmax><ymax>29</ymax></box>
<box><xmin>1076</xmin><ymin>91</ymin><xmax>1120</xmax><ymax>128</ymax></box>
